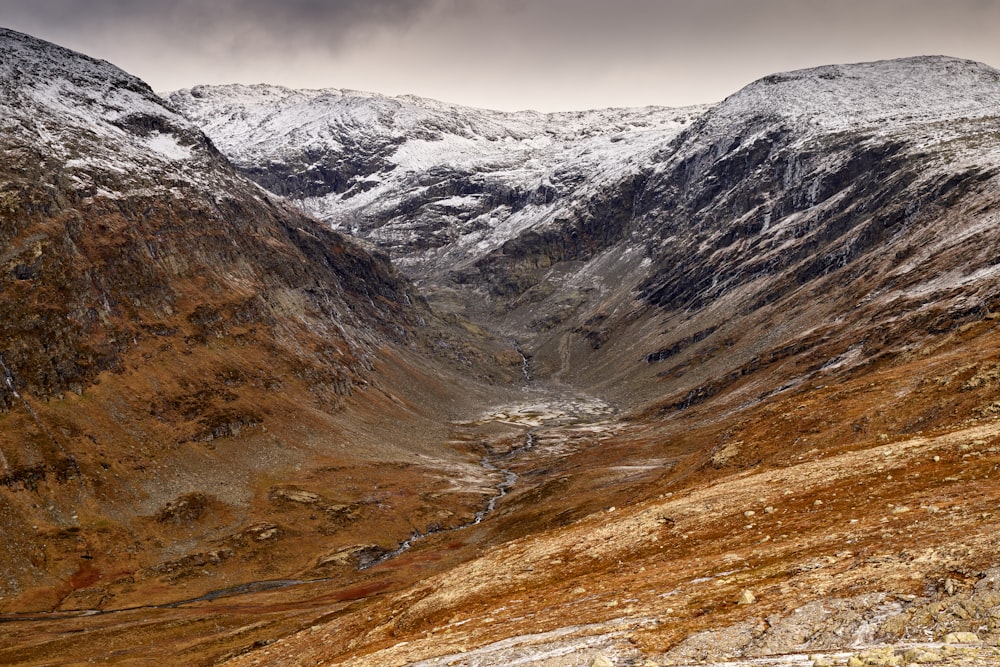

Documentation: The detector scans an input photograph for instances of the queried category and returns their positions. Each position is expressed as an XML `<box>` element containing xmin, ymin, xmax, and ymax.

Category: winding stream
<box><xmin>0</xmin><ymin>394</ymin><xmax>613</xmax><ymax>624</ymax></box>
<box><xmin>514</xmin><ymin>341</ymin><xmax>532</xmax><ymax>382</ymax></box>
<box><xmin>360</xmin><ymin>428</ymin><xmax>535</xmax><ymax>570</ymax></box>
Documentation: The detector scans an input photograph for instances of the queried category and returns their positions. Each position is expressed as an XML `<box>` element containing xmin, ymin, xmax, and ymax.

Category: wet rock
<box><xmin>316</xmin><ymin>544</ymin><xmax>383</xmax><ymax>569</ymax></box>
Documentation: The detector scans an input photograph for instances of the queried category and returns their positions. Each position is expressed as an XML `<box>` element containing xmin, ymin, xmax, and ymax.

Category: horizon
<box><xmin>1</xmin><ymin>1</ymin><xmax>999</xmax><ymax>113</ymax></box>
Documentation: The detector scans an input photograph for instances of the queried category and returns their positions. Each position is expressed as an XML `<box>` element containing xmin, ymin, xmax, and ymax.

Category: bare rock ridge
<box><xmin>5</xmin><ymin>24</ymin><xmax>1000</xmax><ymax>667</ymax></box>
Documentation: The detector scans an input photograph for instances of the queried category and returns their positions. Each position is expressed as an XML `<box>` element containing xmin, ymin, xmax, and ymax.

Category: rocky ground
<box><xmin>7</xmin><ymin>318</ymin><xmax>1000</xmax><ymax>665</ymax></box>
<box><xmin>4</xmin><ymin>30</ymin><xmax>1000</xmax><ymax>666</ymax></box>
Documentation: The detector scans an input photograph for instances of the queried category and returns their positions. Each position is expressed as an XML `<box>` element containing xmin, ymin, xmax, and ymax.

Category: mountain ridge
<box><xmin>0</xmin><ymin>26</ymin><xmax>516</xmax><ymax>622</ymax></box>
<box><xmin>6</xmin><ymin>27</ymin><xmax>1000</xmax><ymax>666</ymax></box>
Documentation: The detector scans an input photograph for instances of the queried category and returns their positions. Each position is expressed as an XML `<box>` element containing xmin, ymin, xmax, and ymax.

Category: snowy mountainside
<box><xmin>170</xmin><ymin>57</ymin><xmax>1000</xmax><ymax>308</ymax></box>
<box><xmin>695</xmin><ymin>56</ymin><xmax>1000</xmax><ymax>140</ymax></box>
<box><xmin>171</xmin><ymin>57</ymin><xmax>1000</xmax><ymax>404</ymax></box>
<box><xmin>167</xmin><ymin>84</ymin><xmax>707</xmax><ymax>275</ymax></box>
<box><xmin>635</xmin><ymin>56</ymin><xmax>1000</xmax><ymax>314</ymax></box>
<box><xmin>0</xmin><ymin>27</ymin><xmax>230</xmax><ymax>198</ymax></box>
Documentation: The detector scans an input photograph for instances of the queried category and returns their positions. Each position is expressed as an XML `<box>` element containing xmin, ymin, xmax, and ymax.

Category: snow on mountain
<box><xmin>170</xmin><ymin>57</ymin><xmax>1000</xmax><ymax>303</ymax></box>
<box><xmin>702</xmin><ymin>56</ymin><xmax>1000</xmax><ymax>136</ymax></box>
<box><xmin>168</xmin><ymin>57</ymin><xmax>1000</xmax><ymax>387</ymax></box>
<box><xmin>0</xmin><ymin>27</ymin><xmax>226</xmax><ymax>199</ymax></box>
<box><xmin>168</xmin><ymin>83</ymin><xmax>707</xmax><ymax>274</ymax></box>
<box><xmin>644</xmin><ymin>56</ymin><xmax>1000</xmax><ymax>316</ymax></box>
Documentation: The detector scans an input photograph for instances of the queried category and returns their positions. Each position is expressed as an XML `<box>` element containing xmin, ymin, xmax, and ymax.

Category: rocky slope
<box><xmin>166</xmin><ymin>84</ymin><xmax>706</xmax><ymax>283</ymax></box>
<box><xmin>7</xmin><ymin>31</ymin><xmax>1000</xmax><ymax>667</ymax></box>
<box><xmin>0</xmin><ymin>27</ymin><xmax>516</xmax><ymax>616</ymax></box>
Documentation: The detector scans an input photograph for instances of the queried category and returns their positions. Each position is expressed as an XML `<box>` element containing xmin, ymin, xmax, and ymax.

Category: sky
<box><xmin>2</xmin><ymin>0</ymin><xmax>999</xmax><ymax>112</ymax></box>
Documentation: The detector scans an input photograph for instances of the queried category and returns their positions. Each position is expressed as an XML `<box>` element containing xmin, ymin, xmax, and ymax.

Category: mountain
<box><xmin>165</xmin><ymin>57</ymin><xmax>1000</xmax><ymax>667</ymax></box>
<box><xmin>0</xmin><ymin>27</ymin><xmax>516</xmax><ymax>618</ymax></box>
<box><xmin>166</xmin><ymin>84</ymin><xmax>706</xmax><ymax>281</ymax></box>
<box><xmin>172</xmin><ymin>57</ymin><xmax>1000</xmax><ymax>409</ymax></box>
<box><xmin>7</xmin><ymin>29</ymin><xmax>1000</xmax><ymax>667</ymax></box>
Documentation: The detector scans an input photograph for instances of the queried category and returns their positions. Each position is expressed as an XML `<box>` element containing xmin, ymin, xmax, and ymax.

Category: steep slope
<box><xmin>140</xmin><ymin>57</ymin><xmax>1000</xmax><ymax>667</ymax></box>
<box><xmin>167</xmin><ymin>84</ymin><xmax>706</xmax><ymax>285</ymax></box>
<box><xmin>173</xmin><ymin>58</ymin><xmax>1000</xmax><ymax>411</ymax></box>
<box><xmin>0</xmin><ymin>27</ymin><xmax>515</xmax><ymax>615</ymax></box>
<box><xmin>561</xmin><ymin>56</ymin><xmax>1000</xmax><ymax>403</ymax></box>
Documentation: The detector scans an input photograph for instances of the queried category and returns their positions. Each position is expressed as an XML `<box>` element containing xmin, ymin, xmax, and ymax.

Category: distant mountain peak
<box><xmin>704</xmin><ymin>55</ymin><xmax>1000</xmax><ymax>137</ymax></box>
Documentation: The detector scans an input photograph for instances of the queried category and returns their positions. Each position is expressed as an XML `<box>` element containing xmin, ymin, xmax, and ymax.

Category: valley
<box><xmin>3</xmin><ymin>25</ymin><xmax>1000</xmax><ymax>666</ymax></box>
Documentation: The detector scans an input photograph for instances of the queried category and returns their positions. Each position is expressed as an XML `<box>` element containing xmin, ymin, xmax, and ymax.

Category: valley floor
<box><xmin>4</xmin><ymin>365</ymin><xmax>1000</xmax><ymax>666</ymax></box>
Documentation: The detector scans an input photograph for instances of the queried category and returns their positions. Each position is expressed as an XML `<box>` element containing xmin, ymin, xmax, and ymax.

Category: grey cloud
<box><xmin>0</xmin><ymin>0</ymin><xmax>446</xmax><ymax>52</ymax></box>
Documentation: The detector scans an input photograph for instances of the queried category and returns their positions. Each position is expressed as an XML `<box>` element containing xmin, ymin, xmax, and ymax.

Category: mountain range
<box><xmin>3</xmin><ymin>26</ymin><xmax>1000</xmax><ymax>667</ymax></box>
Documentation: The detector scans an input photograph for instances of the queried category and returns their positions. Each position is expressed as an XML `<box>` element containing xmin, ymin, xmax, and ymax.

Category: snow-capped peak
<box><xmin>698</xmin><ymin>55</ymin><xmax>1000</xmax><ymax>141</ymax></box>
<box><xmin>169</xmin><ymin>83</ymin><xmax>708</xmax><ymax>272</ymax></box>
<box><xmin>0</xmin><ymin>27</ymin><xmax>218</xmax><ymax>197</ymax></box>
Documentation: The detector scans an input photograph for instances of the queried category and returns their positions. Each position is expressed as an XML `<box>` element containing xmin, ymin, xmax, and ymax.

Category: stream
<box><xmin>359</xmin><ymin>428</ymin><xmax>535</xmax><ymax>570</ymax></box>
<box><xmin>0</xmin><ymin>390</ymin><xmax>614</xmax><ymax>625</ymax></box>
<box><xmin>514</xmin><ymin>341</ymin><xmax>532</xmax><ymax>382</ymax></box>
<box><xmin>0</xmin><ymin>424</ymin><xmax>543</xmax><ymax>624</ymax></box>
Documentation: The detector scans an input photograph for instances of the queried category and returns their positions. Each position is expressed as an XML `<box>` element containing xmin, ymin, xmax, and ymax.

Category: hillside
<box><xmin>0</xmin><ymin>26</ymin><xmax>516</xmax><ymax>620</ymax></box>
<box><xmin>5</xmin><ymin>31</ymin><xmax>1000</xmax><ymax>667</ymax></box>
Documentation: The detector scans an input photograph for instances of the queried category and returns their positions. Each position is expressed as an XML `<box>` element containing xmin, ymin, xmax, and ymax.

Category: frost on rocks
<box><xmin>168</xmin><ymin>82</ymin><xmax>708</xmax><ymax>276</ymax></box>
<box><xmin>0</xmin><ymin>27</ymin><xmax>226</xmax><ymax>199</ymax></box>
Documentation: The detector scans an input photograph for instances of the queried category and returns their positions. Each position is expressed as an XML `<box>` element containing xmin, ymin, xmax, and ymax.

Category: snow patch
<box><xmin>144</xmin><ymin>132</ymin><xmax>192</xmax><ymax>161</ymax></box>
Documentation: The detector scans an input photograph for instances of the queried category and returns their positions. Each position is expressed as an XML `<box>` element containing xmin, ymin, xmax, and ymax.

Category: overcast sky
<box><xmin>2</xmin><ymin>0</ymin><xmax>999</xmax><ymax>111</ymax></box>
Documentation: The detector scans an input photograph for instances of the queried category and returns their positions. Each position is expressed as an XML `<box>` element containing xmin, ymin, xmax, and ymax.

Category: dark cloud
<box><xmin>1</xmin><ymin>0</ymin><xmax>445</xmax><ymax>53</ymax></box>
